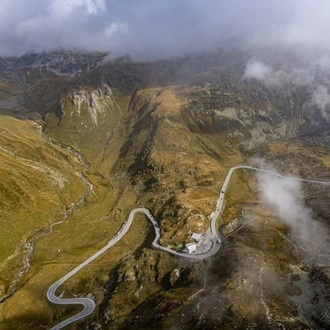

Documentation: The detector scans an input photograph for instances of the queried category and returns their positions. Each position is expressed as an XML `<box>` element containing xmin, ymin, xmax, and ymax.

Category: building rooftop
<box><xmin>182</xmin><ymin>243</ymin><xmax>197</xmax><ymax>254</ymax></box>
<box><xmin>191</xmin><ymin>232</ymin><xmax>203</xmax><ymax>242</ymax></box>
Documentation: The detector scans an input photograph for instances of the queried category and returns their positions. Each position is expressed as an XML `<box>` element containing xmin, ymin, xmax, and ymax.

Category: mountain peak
<box><xmin>3</xmin><ymin>50</ymin><xmax>108</xmax><ymax>76</ymax></box>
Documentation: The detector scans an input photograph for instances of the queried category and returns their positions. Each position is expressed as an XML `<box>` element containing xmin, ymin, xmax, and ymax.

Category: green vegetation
<box><xmin>1</xmin><ymin>54</ymin><xmax>330</xmax><ymax>329</ymax></box>
<box><xmin>0</xmin><ymin>115</ymin><xmax>87</xmax><ymax>294</ymax></box>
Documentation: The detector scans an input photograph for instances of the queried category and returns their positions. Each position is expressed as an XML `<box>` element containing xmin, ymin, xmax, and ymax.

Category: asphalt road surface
<box><xmin>47</xmin><ymin>165</ymin><xmax>330</xmax><ymax>329</ymax></box>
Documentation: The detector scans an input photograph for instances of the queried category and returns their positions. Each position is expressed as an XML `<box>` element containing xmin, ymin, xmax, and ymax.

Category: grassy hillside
<box><xmin>0</xmin><ymin>114</ymin><xmax>86</xmax><ymax>299</ymax></box>
<box><xmin>0</xmin><ymin>53</ymin><xmax>330</xmax><ymax>329</ymax></box>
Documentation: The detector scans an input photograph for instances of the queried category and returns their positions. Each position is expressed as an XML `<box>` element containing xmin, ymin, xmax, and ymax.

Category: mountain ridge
<box><xmin>0</xmin><ymin>50</ymin><xmax>330</xmax><ymax>329</ymax></box>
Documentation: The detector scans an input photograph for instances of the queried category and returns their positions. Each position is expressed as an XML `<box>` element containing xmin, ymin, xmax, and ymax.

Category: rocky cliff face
<box><xmin>61</xmin><ymin>84</ymin><xmax>119</xmax><ymax>125</ymax></box>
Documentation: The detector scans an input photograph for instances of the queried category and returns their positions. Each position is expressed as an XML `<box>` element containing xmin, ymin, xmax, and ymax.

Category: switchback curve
<box><xmin>47</xmin><ymin>165</ymin><xmax>330</xmax><ymax>329</ymax></box>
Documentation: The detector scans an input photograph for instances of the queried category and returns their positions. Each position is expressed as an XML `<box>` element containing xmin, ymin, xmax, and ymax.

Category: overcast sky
<box><xmin>1</xmin><ymin>0</ymin><xmax>330</xmax><ymax>60</ymax></box>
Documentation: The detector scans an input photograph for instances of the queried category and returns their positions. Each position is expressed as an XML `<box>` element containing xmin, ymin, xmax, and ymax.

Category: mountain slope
<box><xmin>0</xmin><ymin>51</ymin><xmax>330</xmax><ymax>329</ymax></box>
<box><xmin>0</xmin><ymin>114</ymin><xmax>86</xmax><ymax>300</ymax></box>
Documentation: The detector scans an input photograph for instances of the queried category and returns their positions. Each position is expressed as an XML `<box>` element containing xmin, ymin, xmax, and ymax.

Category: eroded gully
<box><xmin>0</xmin><ymin>127</ymin><xmax>93</xmax><ymax>303</ymax></box>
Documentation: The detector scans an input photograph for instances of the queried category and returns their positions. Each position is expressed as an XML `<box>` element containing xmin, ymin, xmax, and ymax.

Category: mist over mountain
<box><xmin>1</xmin><ymin>0</ymin><xmax>330</xmax><ymax>64</ymax></box>
<box><xmin>1</xmin><ymin>2</ymin><xmax>330</xmax><ymax>330</ymax></box>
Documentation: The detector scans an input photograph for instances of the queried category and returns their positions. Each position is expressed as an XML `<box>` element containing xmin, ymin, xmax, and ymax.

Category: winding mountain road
<box><xmin>47</xmin><ymin>165</ymin><xmax>330</xmax><ymax>329</ymax></box>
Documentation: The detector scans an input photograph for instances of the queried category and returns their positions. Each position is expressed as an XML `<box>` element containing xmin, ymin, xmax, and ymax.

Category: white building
<box><xmin>191</xmin><ymin>232</ymin><xmax>203</xmax><ymax>242</ymax></box>
<box><xmin>182</xmin><ymin>243</ymin><xmax>197</xmax><ymax>254</ymax></box>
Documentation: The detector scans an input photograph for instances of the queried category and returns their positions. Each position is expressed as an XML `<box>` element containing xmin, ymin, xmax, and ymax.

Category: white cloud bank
<box><xmin>1</xmin><ymin>0</ymin><xmax>330</xmax><ymax>61</ymax></box>
<box><xmin>257</xmin><ymin>167</ymin><xmax>328</xmax><ymax>253</ymax></box>
<box><xmin>243</xmin><ymin>57</ymin><xmax>330</xmax><ymax>120</ymax></box>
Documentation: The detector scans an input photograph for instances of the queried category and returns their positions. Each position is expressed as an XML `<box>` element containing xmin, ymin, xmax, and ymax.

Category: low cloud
<box><xmin>1</xmin><ymin>0</ymin><xmax>330</xmax><ymax>63</ymax></box>
<box><xmin>311</xmin><ymin>85</ymin><xmax>330</xmax><ymax>121</ymax></box>
<box><xmin>243</xmin><ymin>59</ymin><xmax>273</xmax><ymax>83</ymax></box>
<box><xmin>256</xmin><ymin>163</ymin><xmax>328</xmax><ymax>254</ymax></box>
<box><xmin>244</xmin><ymin>58</ymin><xmax>330</xmax><ymax>120</ymax></box>
<box><xmin>243</xmin><ymin>58</ymin><xmax>315</xmax><ymax>87</ymax></box>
